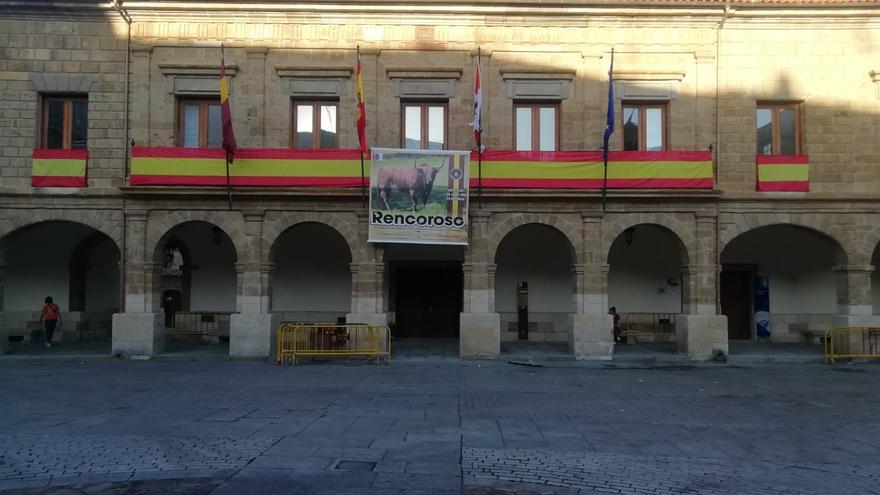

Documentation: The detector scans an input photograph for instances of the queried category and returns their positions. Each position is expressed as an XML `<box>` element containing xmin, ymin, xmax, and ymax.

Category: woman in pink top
<box><xmin>40</xmin><ymin>296</ymin><xmax>61</xmax><ymax>348</ymax></box>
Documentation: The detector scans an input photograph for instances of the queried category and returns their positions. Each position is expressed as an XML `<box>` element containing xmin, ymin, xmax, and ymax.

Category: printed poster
<box><xmin>754</xmin><ymin>276</ymin><xmax>771</xmax><ymax>339</ymax></box>
<box><xmin>368</xmin><ymin>148</ymin><xmax>469</xmax><ymax>245</ymax></box>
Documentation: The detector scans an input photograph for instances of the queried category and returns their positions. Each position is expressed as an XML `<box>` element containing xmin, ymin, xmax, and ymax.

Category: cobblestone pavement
<box><xmin>0</xmin><ymin>358</ymin><xmax>879</xmax><ymax>494</ymax></box>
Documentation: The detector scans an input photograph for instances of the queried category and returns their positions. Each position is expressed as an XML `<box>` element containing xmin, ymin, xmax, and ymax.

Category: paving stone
<box><xmin>1</xmin><ymin>360</ymin><xmax>880</xmax><ymax>495</ymax></box>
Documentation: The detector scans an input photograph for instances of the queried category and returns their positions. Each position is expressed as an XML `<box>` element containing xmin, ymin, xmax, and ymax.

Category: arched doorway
<box><xmin>607</xmin><ymin>224</ymin><xmax>686</xmax><ymax>349</ymax></box>
<box><xmin>384</xmin><ymin>244</ymin><xmax>463</xmax><ymax>339</ymax></box>
<box><xmin>2</xmin><ymin>221</ymin><xmax>120</xmax><ymax>353</ymax></box>
<box><xmin>154</xmin><ymin>221</ymin><xmax>237</xmax><ymax>352</ymax></box>
<box><xmin>270</xmin><ymin>222</ymin><xmax>352</xmax><ymax>324</ymax></box>
<box><xmin>721</xmin><ymin>225</ymin><xmax>840</xmax><ymax>342</ymax></box>
<box><xmin>495</xmin><ymin>224</ymin><xmax>575</xmax><ymax>350</ymax></box>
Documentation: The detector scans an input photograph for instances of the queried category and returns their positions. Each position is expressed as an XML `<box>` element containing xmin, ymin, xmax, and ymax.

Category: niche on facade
<box><xmin>613</xmin><ymin>71</ymin><xmax>685</xmax><ymax>102</ymax></box>
<box><xmin>500</xmin><ymin>68</ymin><xmax>575</xmax><ymax>101</ymax></box>
<box><xmin>159</xmin><ymin>64</ymin><xmax>238</xmax><ymax>95</ymax></box>
<box><xmin>387</xmin><ymin>68</ymin><xmax>462</xmax><ymax>99</ymax></box>
<box><xmin>276</xmin><ymin>67</ymin><xmax>353</xmax><ymax>99</ymax></box>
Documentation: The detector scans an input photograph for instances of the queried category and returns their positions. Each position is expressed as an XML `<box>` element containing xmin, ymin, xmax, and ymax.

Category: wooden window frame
<box><xmin>291</xmin><ymin>100</ymin><xmax>338</xmax><ymax>149</ymax></box>
<box><xmin>400</xmin><ymin>101</ymin><xmax>449</xmax><ymax>150</ymax></box>
<box><xmin>40</xmin><ymin>95</ymin><xmax>88</xmax><ymax>149</ymax></box>
<box><xmin>756</xmin><ymin>102</ymin><xmax>803</xmax><ymax>155</ymax></box>
<box><xmin>512</xmin><ymin>102</ymin><xmax>561</xmax><ymax>152</ymax></box>
<box><xmin>176</xmin><ymin>97</ymin><xmax>221</xmax><ymax>148</ymax></box>
<box><xmin>621</xmin><ymin>101</ymin><xmax>668</xmax><ymax>152</ymax></box>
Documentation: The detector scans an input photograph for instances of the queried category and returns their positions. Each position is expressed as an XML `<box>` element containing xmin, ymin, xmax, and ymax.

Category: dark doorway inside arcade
<box><xmin>394</xmin><ymin>265</ymin><xmax>462</xmax><ymax>338</ymax></box>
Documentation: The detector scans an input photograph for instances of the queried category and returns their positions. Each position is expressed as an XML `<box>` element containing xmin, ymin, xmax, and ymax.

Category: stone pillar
<box><xmin>830</xmin><ymin>265</ymin><xmax>880</xmax><ymax>355</ymax></box>
<box><xmin>347</xmin><ymin>260</ymin><xmax>388</xmax><ymax>327</ymax></box>
<box><xmin>347</xmin><ymin>215</ymin><xmax>387</xmax><ymax>326</ymax></box>
<box><xmin>112</xmin><ymin>211</ymin><xmax>164</xmax><ymax>357</ymax></box>
<box><xmin>230</xmin><ymin>213</ymin><xmax>275</xmax><ymax>358</ymax></box>
<box><xmin>460</xmin><ymin>211</ymin><xmax>500</xmax><ymax>357</ymax></box>
<box><xmin>244</xmin><ymin>48</ymin><xmax>267</xmax><ymax>148</ymax></box>
<box><xmin>676</xmin><ymin>215</ymin><xmax>728</xmax><ymax>360</ymax></box>
<box><xmin>0</xmin><ymin>243</ymin><xmax>6</xmax><ymax>354</ymax></box>
<box><xmin>570</xmin><ymin>214</ymin><xmax>613</xmax><ymax>360</ymax></box>
<box><xmin>833</xmin><ymin>264</ymin><xmax>880</xmax><ymax>328</ymax></box>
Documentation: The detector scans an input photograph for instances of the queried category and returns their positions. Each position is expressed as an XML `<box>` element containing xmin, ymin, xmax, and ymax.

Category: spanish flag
<box><xmin>32</xmin><ymin>149</ymin><xmax>87</xmax><ymax>187</ymax></box>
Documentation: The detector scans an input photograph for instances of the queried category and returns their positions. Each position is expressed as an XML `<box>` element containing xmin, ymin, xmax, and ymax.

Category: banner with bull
<box><xmin>369</xmin><ymin>148</ymin><xmax>470</xmax><ymax>245</ymax></box>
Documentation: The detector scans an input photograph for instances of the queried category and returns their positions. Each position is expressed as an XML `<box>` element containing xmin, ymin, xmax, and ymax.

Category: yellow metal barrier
<box><xmin>276</xmin><ymin>323</ymin><xmax>391</xmax><ymax>366</ymax></box>
<box><xmin>824</xmin><ymin>326</ymin><xmax>880</xmax><ymax>364</ymax></box>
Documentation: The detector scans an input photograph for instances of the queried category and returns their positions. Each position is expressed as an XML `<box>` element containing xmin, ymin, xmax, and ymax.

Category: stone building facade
<box><xmin>1</xmin><ymin>0</ymin><xmax>879</xmax><ymax>359</ymax></box>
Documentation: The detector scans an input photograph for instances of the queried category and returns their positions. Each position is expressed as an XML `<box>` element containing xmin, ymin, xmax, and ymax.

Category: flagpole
<box><xmin>221</xmin><ymin>43</ymin><xmax>233</xmax><ymax>210</ymax></box>
<box><xmin>601</xmin><ymin>148</ymin><xmax>608</xmax><ymax>213</ymax></box>
<box><xmin>225</xmin><ymin>157</ymin><xmax>232</xmax><ymax>210</ymax></box>
<box><xmin>602</xmin><ymin>48</ymin><xmax>615</xmax><ymax>213</ymax></box>
<box><xmin>360</xmin><ymin>150</ymin><xmax>366</xmax><ymax>207</ymax></box>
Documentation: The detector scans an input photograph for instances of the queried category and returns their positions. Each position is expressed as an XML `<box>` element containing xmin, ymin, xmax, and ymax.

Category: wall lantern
<box><xmin>623</xmin><ymin>227</ymin><xmax>636</xmax><ymax>246</ymax></box>
<box><xmin>211</xmin><ymin>226</ymin><xmax>224</xmax><ymax>245</ymax></box>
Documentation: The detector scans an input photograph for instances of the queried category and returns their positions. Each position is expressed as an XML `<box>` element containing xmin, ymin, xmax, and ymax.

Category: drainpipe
<box><xmin>715</xmin><ymin>3</ymin><xmax>731</xmax><ymax>315</ymax></box>
<box><xmin>111</xmin><ymin>0</ymin><xmax>132</xmax><ymax>312</ymax></box>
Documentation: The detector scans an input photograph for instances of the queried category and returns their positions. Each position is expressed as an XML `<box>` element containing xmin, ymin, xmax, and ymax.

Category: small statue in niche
<box><xmin>162</xmin><ymin>247</ymin><xmax>184</xmax><ymax>276</ymax></box>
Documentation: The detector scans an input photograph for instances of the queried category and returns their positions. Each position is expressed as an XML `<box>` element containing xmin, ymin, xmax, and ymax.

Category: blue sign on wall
<box><xmin>754</xmin><ymin>276</ymin><xmax>770</xmax><ymax>339</ymax></box>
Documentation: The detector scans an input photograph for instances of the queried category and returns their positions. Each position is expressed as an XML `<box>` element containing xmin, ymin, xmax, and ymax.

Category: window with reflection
<box><xmin>401</xmin><ymin>102</ymin><xmax>446</xmax><ymax>150</ymax></box>
<box><xmin>293</xmin><ymin>101</ymin><xmax>337</xmax><ymax>149</ymax></box>
<box><xmin>757</xmin><ymin>103</ymin><xmax>801</xmax><ymax>155</ymax></box>
<box><xmin>514</xmin><ymin>102</ymin><xmax>558</xmax><ymax>151</ymax></box>
<box><xmin>41</xmin><ymin>95</ymin><xmax>88</xmax><ymax>149</ymax></box>
<box><xmin>622</xmin><ymin>102</ymin><xmax>666</xmax><ymax>151</ymax></box>
<box><xmin>177</xmin><ymin>98</ymin><xmax>222</xmax><ymax>148</ymax></box>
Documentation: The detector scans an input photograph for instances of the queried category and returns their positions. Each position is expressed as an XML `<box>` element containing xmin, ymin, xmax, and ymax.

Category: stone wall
<box><xmin>0</xmin><ymin>17</ymin><xmax>128</xmax><ymax>191</ymax></box>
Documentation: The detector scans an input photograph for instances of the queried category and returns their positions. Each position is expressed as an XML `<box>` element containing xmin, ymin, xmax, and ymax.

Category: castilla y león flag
<box><xmin>220</xmin><ymin>45</ymin><xmax>237</xmax><ymax>163</ymax></box>
<box><xmin>356</xmin><ymin>49</ymin><xmax>367</xmax><ymax>156</ymax></box>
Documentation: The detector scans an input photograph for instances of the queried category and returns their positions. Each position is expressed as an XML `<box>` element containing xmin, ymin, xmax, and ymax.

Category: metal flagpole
<box><xmin>226</xmin><ymin>157</ymin><xmax>232</xmax><ymax>210</ymax></box>
<box><xmin>360</xmin><ymin>151</ymin><xmax>366</xmax><ymax>207</ymax></box>
<box><xmin>221</xmin><ymin>43</ymin><xmax>233</xmax><ymax>210</ymax></box>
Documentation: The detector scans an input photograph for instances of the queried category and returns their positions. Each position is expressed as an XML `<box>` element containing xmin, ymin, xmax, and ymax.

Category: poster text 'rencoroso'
<box><xmin>372</xmin><ymin>211</ymin><xmax>465</xmax><ymax>228</ymax></box>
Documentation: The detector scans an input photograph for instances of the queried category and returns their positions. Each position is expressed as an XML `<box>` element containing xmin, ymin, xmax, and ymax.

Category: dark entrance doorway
<box><xmin>395</xmin><ymin>266</ymin><xmax>462</xmax><ymax>338</ymax></box>
<box><xmin>721</xmin><ymin>269</ymin><xmax>752</xmax><ymax>340</ymax></box>
<box><xmin>162</xmin><ymin>289</ymin><xmax>183</xmax><ymax>328</ymax></box>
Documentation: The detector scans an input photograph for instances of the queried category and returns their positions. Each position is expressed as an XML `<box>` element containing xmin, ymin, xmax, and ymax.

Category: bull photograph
<box><xmin>368</xmin><ymin>148</ymin><xmax>470</xmax><ymax>245</ymax></box>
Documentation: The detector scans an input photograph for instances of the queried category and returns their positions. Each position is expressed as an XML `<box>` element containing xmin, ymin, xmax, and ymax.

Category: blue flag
<box><xmin>603</xmin><ymin>50</ymin><xmax>615</xmax><ymax>154</ymax></box>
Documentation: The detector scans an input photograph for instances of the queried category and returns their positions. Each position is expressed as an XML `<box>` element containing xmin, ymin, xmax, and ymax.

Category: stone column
<box><xmin>347</xmin><ymin>260</ymin><xmax>388</xmax><ymax>327</ymax></box>
<box><xmin>244</xmin><ymin>48</ymin><xmax>267</xmax><ymax>148</ymax></box>
<box><xmin>460</xmin><ymin>211</ymin><xmax>500</xmax><ymax>357</ymax></box>
<box><xmin>570</xmin><ymin>214</ymin><xmax>613</xmax><ymax>360</ymax></box>
<box><xmin>347</xmin><ymin>213</ymin><xmax>387</xmax><ymax>326</ymax></box>
<box><xmin>676</xmin><ymin>214</ymin><xmax>728</xmax><ymax>360</ymax></box>
<box><xmin>833</xmin><ymin>264</ymin><xmax>880</xmax><ymax>325</ymax></box>
<box><xmin>0</xmin><ymin>243</ymin><xmax>7</xmax><ymax>354</ymax></box>
<box><xmin>112</xmin><ymin>211</ymin><xmax>164</xmax><ymax>357</ymax></box>
<box><xmin>230</xmin><ymin>212</ymin><xmax>276</xmax><ymax>358</ymax></box>
<box><xmin>831</xmin><ymin>264</ymin><xmax>880</xmax><ymax>354</ymax></box>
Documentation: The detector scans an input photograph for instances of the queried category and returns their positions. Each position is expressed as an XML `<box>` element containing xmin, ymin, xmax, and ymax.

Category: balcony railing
<box><xmin>129</xmin><ymin>147</ymin><xmax>713</xmax><ymax>190</ymax></box>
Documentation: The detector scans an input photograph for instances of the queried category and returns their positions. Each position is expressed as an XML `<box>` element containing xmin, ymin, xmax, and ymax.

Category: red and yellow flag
<box><xmin>220</xmin><ymin>45</ymin><xmax>237</xmax><ymax>163</ymax></box>
<box><xmin>356</xmin><ymin>48</ymin><xmax>367</xmax><ymax>156</ymax></box>
<box><xmin>756</xmin><ymin>154</ymin><xmax>809</xmax><ymax>192</ymax></box>
<box><xmin>32</xmin><ymin>149</ymin><xmax>88</xmax><ymax>187</ymax></box>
